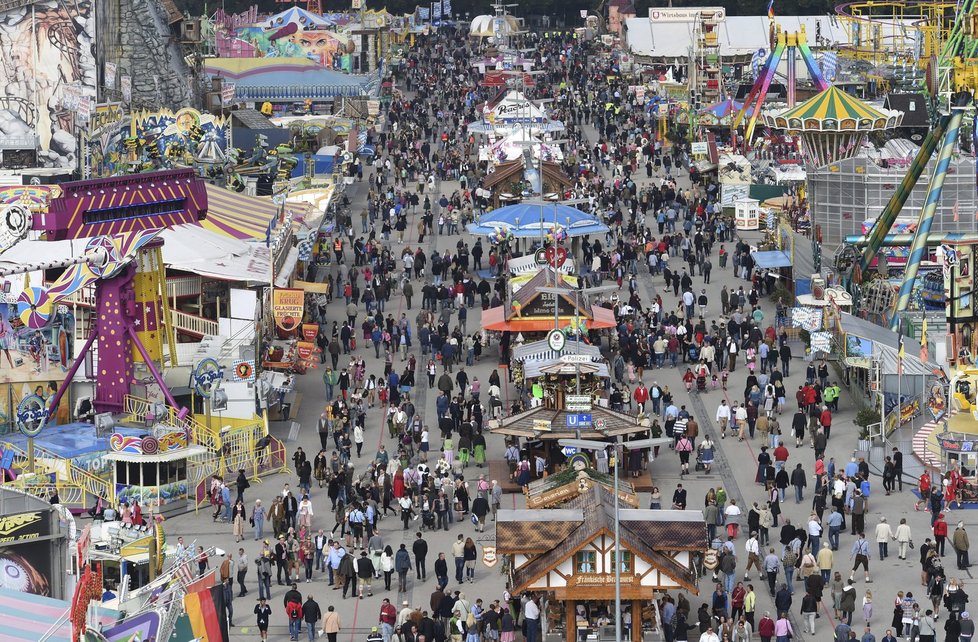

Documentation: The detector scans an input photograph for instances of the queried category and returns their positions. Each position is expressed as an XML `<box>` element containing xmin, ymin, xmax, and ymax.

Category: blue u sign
<box><xmin>566</xmin><ymin>413</ymin><xmax>593</xmax><ymax>427</ymax></box>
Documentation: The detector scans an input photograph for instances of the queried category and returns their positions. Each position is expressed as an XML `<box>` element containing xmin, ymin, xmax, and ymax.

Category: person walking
<box><xmin>322</xmin><ymin>605</ymin><xmax>341</xmax><ymax>642</ymax></box>
<box><xmin>894</xmin><ymin>518</ymin><xmax>913</xmax><ymax>560</ymax></box>
<box><xmin>953</xmin><ymin>521</ymin><xmax>971</xmax><ymax>570</ymax></box>
<box><xmin>303</xmin><ymin>595</ymin><xmax>322</xmax><ymax>642</ymax></box>
<box><xmin>255</xmin><ymin>597</ymin><xmax>272</xmax><ymax>641</ymax></box>
<box><xmin>850</xmin><ymin>533</ymin><xmax>872</xmax><ymax>583</ymax></box>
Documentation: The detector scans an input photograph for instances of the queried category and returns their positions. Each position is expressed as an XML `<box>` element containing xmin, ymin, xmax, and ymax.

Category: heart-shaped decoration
<box><xmin>545</xmin><ymin>246</ymin><xmax>568</xmax><ymax>268</ymax></box>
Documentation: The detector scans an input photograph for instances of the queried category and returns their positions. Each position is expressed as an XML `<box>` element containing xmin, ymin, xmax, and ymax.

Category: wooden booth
<box><xmin>497</xmin><ymin>484</ymin><xmax>706</xmax><ymax>642</ymax></box>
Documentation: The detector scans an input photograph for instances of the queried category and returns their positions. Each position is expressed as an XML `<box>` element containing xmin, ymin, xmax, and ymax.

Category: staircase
<box><xmin>1</xmin><ymin>440</ymin><xmax>113</xmax><ymax>511</ymax></box>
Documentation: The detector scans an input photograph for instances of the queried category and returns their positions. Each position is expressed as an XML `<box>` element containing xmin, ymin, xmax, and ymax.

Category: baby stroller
<box><xmin>694</xmin><ymin>449</ymin><xmax>706</xmax><ymax>472</ymax></box>
<box><xmin>421</xmin><ymin>508</ymin><xmax>436</xmax><ymax>530</ymax></box>
<box><xmin>695</xmin><ymin>373</ymin><xmax>707</xmax><ymax>393</ymax></box>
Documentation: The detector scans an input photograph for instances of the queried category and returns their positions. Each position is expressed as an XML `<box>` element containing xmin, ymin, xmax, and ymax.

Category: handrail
<box><xmin>37</xmin><ymin>604</ymin><xmax>71</xmax><ymax>641</ymax></box>
<box><xmin>22</xmin><ymin>441</ymin><xmax>113</xmax><ymax>502</ymax></box>
<box><xmin>172</xmin><ymin>310</ymin><xmax>220</xmax><ymax>337</ymax></box>
<box><xmin>167</xmin><ymin>275</ymin><xmax>202</xmax><ymax>299</ymax></box>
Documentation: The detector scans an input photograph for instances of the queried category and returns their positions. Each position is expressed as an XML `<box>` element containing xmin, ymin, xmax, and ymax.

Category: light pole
<box><xmin>559</xmin><ymin>436</ymin><xmax>672</xmax><ymax>642</ymax></box>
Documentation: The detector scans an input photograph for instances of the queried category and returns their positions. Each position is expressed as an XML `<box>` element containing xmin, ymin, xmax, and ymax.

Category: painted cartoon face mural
<box><xmin>235</xmin><ymin>26</ymin><xmax>355</xmax><ymax>68</ymax></box>
<box><xmin>0</xmin><ymin>3</ymin><xmax>96</xmax><ymax>167</ymax></box>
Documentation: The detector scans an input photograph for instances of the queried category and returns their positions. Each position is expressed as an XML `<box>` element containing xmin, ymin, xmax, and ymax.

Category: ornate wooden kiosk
<box><xmin>497</xmin><ymin>483</ymin><xmax>706</xmax><ymax>642</ymax></box>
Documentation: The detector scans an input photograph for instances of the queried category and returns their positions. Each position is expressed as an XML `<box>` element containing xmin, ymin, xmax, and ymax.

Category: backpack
<box><xmin>287</xmin><ymin>601</ymin><xmax>302</xmax><ymax>620</ymax></box>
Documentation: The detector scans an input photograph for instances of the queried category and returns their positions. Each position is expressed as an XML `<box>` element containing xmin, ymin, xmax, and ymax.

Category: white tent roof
<box><xmin>487</xmin><ymin>91</ymin><xmax>548</xmax><ymax>122</ymax></box>
<box><xmin>0</xmin><ymin>225</ymin><xmax>274</xmax><ymax>284</ymax></box>
<box><xmin>625</xmin><ymin>15</ymin><xmax>851</xmax><ymax>58</ymax></box>
<box><xmin>470</xmin><ymin>14</ymin><xmax>520</xmax><ymax>37</ymax></box>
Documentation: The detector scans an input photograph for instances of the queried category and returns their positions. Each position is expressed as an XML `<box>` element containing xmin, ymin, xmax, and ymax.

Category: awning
<box><xmin>294</xmin><ymin>279</ymin><xmax>330</xmax><ymax>294</ymax></box>
<box><xmin>274</xmin><ymin>247</ymin><xmax>300</xmax><ymax>288</ymax></box>
<box><xmin>750</xmin><ymin>250</ymin><xmax>792</xmax><ymax>269</ymax></box>
<box><xmin>0</xmin><ymin>588</ymin><xmax>116</xmax><ymax>642</ymax></box>
<box><xmin>201</xmin><ymin>185</ymin><xmax>280</xmax><ymax>241</ymax></box>
<box><xmin>483</xmin><ymin>312</ymin><xmax>616</xmax><ymax>332</ymax></box>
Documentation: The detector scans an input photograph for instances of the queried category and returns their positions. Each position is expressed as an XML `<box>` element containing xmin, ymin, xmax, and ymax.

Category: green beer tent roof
<box><xmin>765</xmin><ymin>86</ymin><xmax>903</xmax><ymax>132</ymax></box>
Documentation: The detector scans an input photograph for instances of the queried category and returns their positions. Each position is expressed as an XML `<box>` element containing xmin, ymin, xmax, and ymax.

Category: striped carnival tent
<box><xmin>200</xmin><ymin>185</ymin><xmax>281</xmax><ymax>241</ymax></box>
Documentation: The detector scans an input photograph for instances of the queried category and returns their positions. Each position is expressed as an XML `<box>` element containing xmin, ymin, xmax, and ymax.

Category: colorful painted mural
<box><xmin>0</xmin><ymin>304</ymin><xmax>74</xmax><ymax>384</ymax></box>
<box><xmin>0</xmin><ymin>380</ymin><xmax>71</xmax><ymax>434</ymax></box>
<box><xmin>116</xmin><ymin>482</ymin><xmax>188</xmax><ymax>508</ymax></box>
<box><xmin>233</xmin><ymin>26</ymin><xmax>355</xmax><ymax>68</ymax></box>
<box><xmin>0</xmin><ymin>2</ymin><xmax>97</xmax><ymax>167</ymax></box>
<box><xmin>129</xmin><ymin>108</ymin><xmax>230</xmax><ymax>169</ymax></box>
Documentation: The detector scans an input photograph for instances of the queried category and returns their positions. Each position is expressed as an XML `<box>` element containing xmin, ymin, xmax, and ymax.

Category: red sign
<box><xmin>302</xmin><ymin>323</ymin><xmax>319</xmax><ymax>342</ymax></box>
<box><xmin>545</xmin><ymin>246</ymin><xmax>568</xmax><ymax>268</ymax></box>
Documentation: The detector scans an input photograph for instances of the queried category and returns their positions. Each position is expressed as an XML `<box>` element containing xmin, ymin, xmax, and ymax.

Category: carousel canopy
<box><xmin>470</xmin><ymin>14</ymin><xmax>521</xmax><ymax>37</ymax></box>
<box><xmin>261</xmin><ymin>7</ymin><xmax>336</xmax><ymax>29</ymax></box>
<box><xmin>763</xmin><ymin>86</ymin><xmax>903</xmax><ymax>132</ymax></box>
<box><xmin>700</xmin><ymin>98</ymin><xmax>744</xmax><ymax>119</ymax></box>
<box><xmin>467</xmin><ymin>202</ymin><xmax>608</xmax><ymax>238</ymax></box>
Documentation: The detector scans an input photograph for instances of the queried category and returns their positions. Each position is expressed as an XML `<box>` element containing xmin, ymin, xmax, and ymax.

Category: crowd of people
<box><xmin>162</xmin><ymin>23</ymin><xmax>977</xmax><ymax>642</ymax></box>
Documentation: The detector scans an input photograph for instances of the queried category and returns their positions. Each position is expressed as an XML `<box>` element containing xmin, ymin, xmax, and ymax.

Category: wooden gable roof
<box><xmin>499</xmin><ymin>485</ymin><xmax>705</xmax><ymax>594</ymax></box>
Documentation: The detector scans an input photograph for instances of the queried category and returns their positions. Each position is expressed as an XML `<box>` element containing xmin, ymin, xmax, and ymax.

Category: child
<box><xmin>862</xmin><ymin>590</ymin><xmax>873</xmax><ymax>625</ymax></box>
<box><xmin>721</xmin><ymin>370</ymin><xmax>729</xmax><ymax>391</ymax></box>
<box><xmin>711</xmin><ymin>373</ymin><xmax>720</xmax><ymax>389</ymax></box>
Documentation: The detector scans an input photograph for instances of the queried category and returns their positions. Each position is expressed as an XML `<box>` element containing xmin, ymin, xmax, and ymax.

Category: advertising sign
<box><xmin>272</xmin><ymin>289</ymin><xmax>304</xmax><ymax>331</ymax></box>
<box><xmin>649</xmin><ymin>7</ymin><xmax>725</xmax><ymax>22</ymax></box>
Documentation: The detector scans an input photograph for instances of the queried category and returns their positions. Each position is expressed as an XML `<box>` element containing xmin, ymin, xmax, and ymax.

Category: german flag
<box><xmin>182</xmin><ymin>584</ymin><xmax>229</xmax><ymax>642</ymax></box>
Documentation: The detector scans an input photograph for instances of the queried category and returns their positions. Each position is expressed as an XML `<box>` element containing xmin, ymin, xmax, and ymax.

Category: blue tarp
<box><xmin>467</xmin><ymin>203</ymin><xmax>609</xmax><ymax>238</ymax></box>
<box><xmin>750</xmin><ymin>250</ymin><xmax>792</xmax><ymax>269</ymax></box>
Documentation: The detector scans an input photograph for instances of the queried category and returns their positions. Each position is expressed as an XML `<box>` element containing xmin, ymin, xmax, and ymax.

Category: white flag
<box><xmin>121</xmin><ymin>75</ymin><xmax>131</xmax><ymax>102</ymax></box>
<box><xmin>105</xmin><ymin>62</ymin><xmax>117</xmax><ymax>87</ymax></box>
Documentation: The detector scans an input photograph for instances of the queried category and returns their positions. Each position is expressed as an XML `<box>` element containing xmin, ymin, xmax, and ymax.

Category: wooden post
<box><xmin>566</xmin><ymin>600</ymin><xmax>576</xmax><ymax>642</ymax></box>
<box><xmin>631</xmin><ymin>600</ymin><xmax>641</xmax><ymax>642</ymax></box>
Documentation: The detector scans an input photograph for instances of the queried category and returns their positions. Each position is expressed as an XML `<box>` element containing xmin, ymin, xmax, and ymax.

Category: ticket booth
<box><xmin>735</xmin><ymin>198</ymin><xmax>760</xmax><ymax>230</ymax></box>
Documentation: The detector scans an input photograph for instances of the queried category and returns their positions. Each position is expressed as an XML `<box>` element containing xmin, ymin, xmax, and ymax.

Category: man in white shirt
<box><xmin>716</xmin><ymin>401</ymin><xmax>731</xmax><ymax>437</ymax></box>
<box><xmin>523</xmin><ymin>596</ymin><xmax>541</xmax><ymax>642</ymax></box>
<box><xmin>744</xmin><ymin>532</ymin><xmax>762</xmax><ymax>581</ymax></box>
<box><xmin>698</xmin><ymin>627</ymin><xmax>720</xmax><ymax>642</ymax></box>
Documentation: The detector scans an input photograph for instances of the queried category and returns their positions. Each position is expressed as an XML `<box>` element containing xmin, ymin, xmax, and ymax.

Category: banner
<box><xmin>272</xmin><ymin>288</ymin><xmax>304</xmax><ymax>332</ymax></box>
<box><xmin>221</xmin><ymin>81</ymin><xmax>236</xmax><ymax>104</ymax></box>
<box><xmin>418</xmin><ymin>7</ymin><xmax>430</xmax><ymax>19</ymax></box>
<box><xmin>183</xmin><ymin>584</ymin><xmax>230</xmax><ymax>642</ymax></box>
<box><xmin>297</xmin><ymin>341</ymin><xmax>319</xmax><ymax>367</ymax></box>
<box><xmin>302</xmin><ymin>323</ymin><xmax>319</xmax><ymax>342</ymax></box>
<box><xmin>232</xmin><ymin>359</ymin><xmax>256</xmax><ymax>382</ymax></box>
<box><xmin>442</xmin><ymin>0</ymin><xmax>452</xmax><ymax>15</ymax></box>
<box><xmin>77</xmin><ymin>96</ymin><xmax>92</xmax><ymax>123</ymax></box>
<box><xmin>105</xmin><ymin>62</ymin><xmax>117</xmax><ymax>87</ymax></box>
<box><xmin>432</xmin><ymin>1</ymin><xmax>442</xmax><ymax>18</ymax></box>
<box><xmin>121</xmin><ymin>76</ymin><xmax>132</xmax><ymax>102</ymax></box>
<box><xmin>789</xmin><ymin>306</ymin><xmax>823</xmax><ymax>331</ymax></box>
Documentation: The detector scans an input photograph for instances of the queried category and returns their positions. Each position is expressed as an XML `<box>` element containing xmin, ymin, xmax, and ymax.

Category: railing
<box><xmin>171</xmin><ymin>310</ymin><xmax>219</xmax><ymax>337</ymax></box>
<box><xmin>64</xmin><ymin>286</ymin><xmax>97</xmax><ymax>308</ymax></box>
<box><xmin>0</xmin><ymin>440</ymin><xmax>110</xmax><ymax>507</ymax></box>
<box><xmin>167</xmin><ymin>276</ymin><xmax>202</xmax><ymax>299</ymax></box>
<box><xmin>123</xmin><ymin>395</ymin><xmax>221</xmax><ymax>452</ymax></box>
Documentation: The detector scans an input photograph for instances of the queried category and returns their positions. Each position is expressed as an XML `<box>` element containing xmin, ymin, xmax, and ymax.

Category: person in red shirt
<box><xmin>633</xmin><ymin>383</ymin><xmax>649</xmax><ymax>412</ymax></box>
<box><xmin>934</xmin><ymin>513</ymin><xmax>949</xmax><ymax>557</ymax></box>
<box><xmin>773</xmin><ymin>444</ymin><xmax>789</xmax><ymax>474</ymax></box>
<box><xmin>758</xmin><ymin>612</ymin><xmax>775</xmax><ymax>642</ymax></box>
<box><xmin>819</xmin><ymin>407</ymin><xmax>833</xmax><ymax>439</ymax></box>
<box><xmin>916</xmin><ymin>473</ymin><xmax>931</xmax><ymax>511</ymax></box>
<box><xmin>379</xmin><ymin>598</ymin><xmax>397</xmax><ymax>640</ymax></box>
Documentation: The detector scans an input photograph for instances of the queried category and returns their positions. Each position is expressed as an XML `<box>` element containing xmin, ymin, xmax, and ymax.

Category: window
<box><xmin>610</xmin><ymin>551</ymin><xmax>632</xmax><ymax>573</ymax></box>
<box><xmin>575</xmin><ymin>551</ymin><xmax>596</xmax><ymax>573</ymax></box>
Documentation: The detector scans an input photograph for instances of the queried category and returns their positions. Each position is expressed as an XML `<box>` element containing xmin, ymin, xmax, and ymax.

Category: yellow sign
<box><xmin>272</xmin><ymin>288</ymin><xmax>305</xmax><ymax>331</ymax></box>
<box><xmin>91</xmin><ymin>103</ymin><xmax>125</xmax><ymax>134</ymax></box>
<box><xmin>532</xmin><ymin>419</ymin><xmax>552</xmax><ymax>431</ymax></box>
<box><xmin>0</xmin><ymin>511</ymin><xmax>41</xmax><ymax>537</ymax></box>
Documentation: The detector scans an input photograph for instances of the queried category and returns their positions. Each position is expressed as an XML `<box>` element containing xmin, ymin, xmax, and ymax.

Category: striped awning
<box><xmin>199</xmin><ymin>185</ymin><xmax>280</xmax><ymax>241</ymax></box>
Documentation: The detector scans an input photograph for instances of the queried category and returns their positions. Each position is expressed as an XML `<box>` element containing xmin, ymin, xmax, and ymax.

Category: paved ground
<box><xmin>155</xmin><ymin>137</ymin><xmax>973</xmax><ymax>642</ymax></box>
